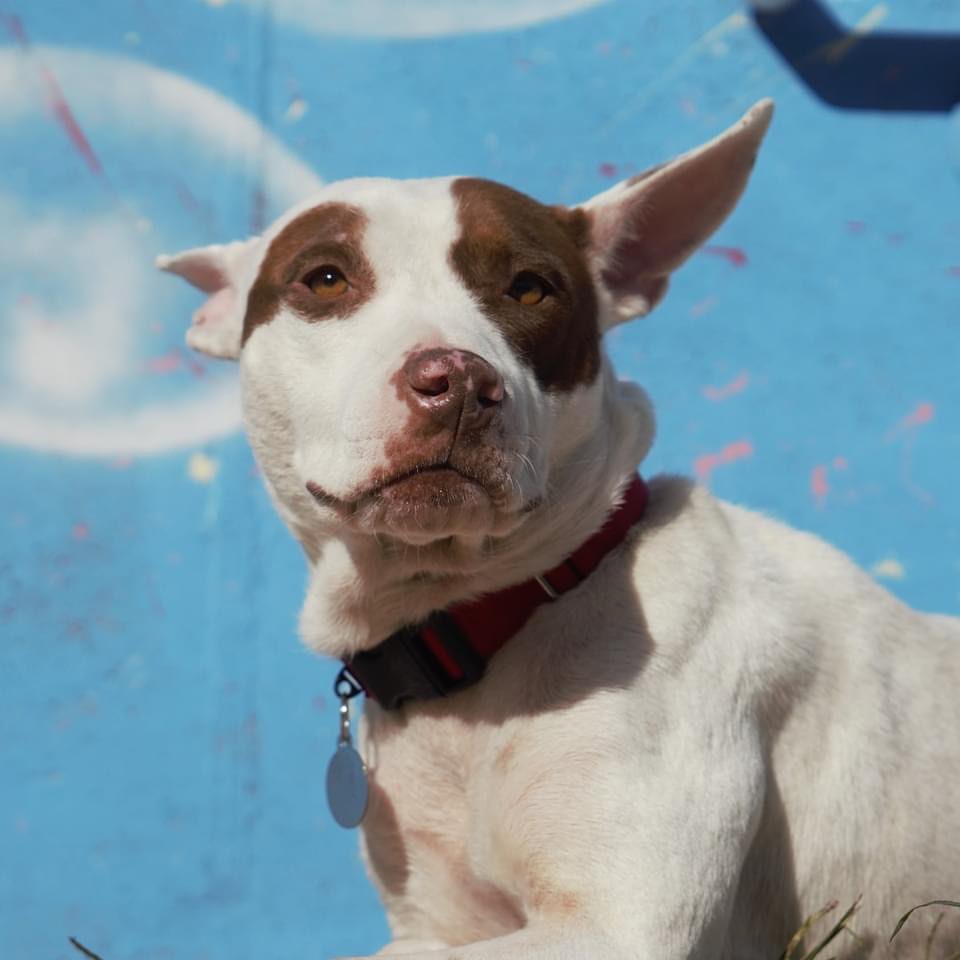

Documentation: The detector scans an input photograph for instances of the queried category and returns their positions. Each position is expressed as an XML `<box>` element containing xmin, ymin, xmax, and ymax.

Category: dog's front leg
<box><xmin>340</xmin><ymin>924</ymin><xmax>626</xmax><ymax>960</ymax></box>
<box><xmin>373</xmin><ymin>938</ymin><xmax>450</xmax><ymax>956</ymax></box>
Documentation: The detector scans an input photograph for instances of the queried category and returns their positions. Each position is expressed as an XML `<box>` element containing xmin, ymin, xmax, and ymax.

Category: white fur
<box><xmin>158</xmin><ymin>101</ymin><xmax>960</xmax><ymax>958</ymax></box>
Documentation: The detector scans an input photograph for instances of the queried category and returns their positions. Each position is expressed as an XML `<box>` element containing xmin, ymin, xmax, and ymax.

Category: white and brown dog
<box><xmin>159</xmin><ymin>100</ymin><xmax>960</xmax><ymax>958</ymax></box>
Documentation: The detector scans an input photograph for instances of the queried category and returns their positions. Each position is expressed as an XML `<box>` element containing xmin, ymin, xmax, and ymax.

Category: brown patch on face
<box><xmin>450</xmin><ymin>178</ymin><xmax>600</xmax><ymax>392</ymax></box>
<box><xmin>242</xmin><ymin>202</ymin><xmax>375</xmax><ymax>345</ymax></box>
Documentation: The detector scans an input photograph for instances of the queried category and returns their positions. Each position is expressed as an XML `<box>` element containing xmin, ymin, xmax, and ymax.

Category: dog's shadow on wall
<box><xmin>754</xmin><ymin>0</ymin><xmax>960</xmax><ymax>113</ymax></box>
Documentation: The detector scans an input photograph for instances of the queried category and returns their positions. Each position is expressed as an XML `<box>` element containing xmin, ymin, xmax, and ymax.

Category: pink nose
<box><xmin>402</xmin><ymin>348</ymin><xmax>504</xmax><ymax>430</ymax></box>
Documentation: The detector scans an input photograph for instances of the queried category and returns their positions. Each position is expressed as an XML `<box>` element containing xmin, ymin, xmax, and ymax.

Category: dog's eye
<box><xmin>304</xmin><ymin>265</ymin><xmax>349</xmax><ymax>299</ymax></box>
<box><xmin>507</xmin><ymin>272</ymin><xmax>552</xmax><ymax>306</ymax></box>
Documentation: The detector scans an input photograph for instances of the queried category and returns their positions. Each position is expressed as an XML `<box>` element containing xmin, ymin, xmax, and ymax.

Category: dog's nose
<box><xmin>402</xmin><ymin>348</ymin><xmax>504</xmax><ymax>430</ymax></box>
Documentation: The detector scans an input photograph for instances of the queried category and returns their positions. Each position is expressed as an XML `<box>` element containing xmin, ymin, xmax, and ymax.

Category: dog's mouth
<box><xmin>306</xmin><ymin>461</ymin><xmax>489</xmax><ymax>517</ymax></box>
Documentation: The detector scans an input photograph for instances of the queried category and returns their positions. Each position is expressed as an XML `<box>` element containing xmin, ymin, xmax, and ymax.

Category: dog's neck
<box><xmin>297</xmin><ymin>378</ymin><xmax>654</xmax><ymax>659</ymax></box>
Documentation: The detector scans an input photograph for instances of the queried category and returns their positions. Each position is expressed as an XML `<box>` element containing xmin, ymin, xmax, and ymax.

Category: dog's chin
<box><xmin>363</xmin><ymin>468</ymin><xmax>496</xmax><ymax>540</ymax></box>
<box><xmin>308</xmin><ymin>467</ymin><xmax>523</xmax><ymax>544</ymax></box>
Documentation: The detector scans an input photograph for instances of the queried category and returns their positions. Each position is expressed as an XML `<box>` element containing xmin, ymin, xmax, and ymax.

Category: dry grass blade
<box><xmin>780</xmin><ymin>900</ymin><xmax>840</xmax><ymax>960</ymax></box>
<box><xmin>68</xmin><ymin>937</ymin><xmax>105</xmax><ymax>960</ymax></box>
<box><xmin>925</xmin><ymin>911</ymin><xmax>945</xmax><ymax>960</ymax></box>
<box><xmin>797</xmin><ymin>896</ymin><xmax>862</xmax><ymax>960</ymax></box>
<box><xmin>890</xmin><ymin>900</ymin><xmax>960</xmax><ymax>943</ymax></box>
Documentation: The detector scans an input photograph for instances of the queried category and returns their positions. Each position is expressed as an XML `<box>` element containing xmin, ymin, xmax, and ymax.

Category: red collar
<box><xmin>339</xmin><ymin>474</ymin><xmax>649</xmax><ymax>709</ymax></box>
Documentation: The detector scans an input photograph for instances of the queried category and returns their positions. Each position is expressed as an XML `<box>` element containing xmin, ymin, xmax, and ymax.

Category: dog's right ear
<box><xmin>156</xmin><ymin>238</ymin><xmax>260</xmax><ymax>360</ymax></box>
<box><xmin>579</xmin><ymin>99</ymin><xmax>774</xmax><ymax>328</ymax></box>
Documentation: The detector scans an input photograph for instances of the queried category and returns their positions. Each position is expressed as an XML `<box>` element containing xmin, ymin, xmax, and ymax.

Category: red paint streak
<box><xmin>72</xmin><ymin>522</ymin><xmax>90</xmax><ymax>541</ymax></box>
<box><xmin>703</xmin><ymin>245</ymin><xmax>747</xmax><ymax>268</ymax></box>
<box><xmin>1</xmin><ymin>11</ymin><xmax>27</xmax><ymax>42</ymax></box>
<box><xmin>902</xmin><ymin>402</ymin><xmax>935</xmax><ymax>429</ymax></box>
<box><xmin>845</xmin><ymin>220</ymin><xmax>867</xmax><ymax>234</ymax></box>
<box><xmin>598</xmin><ymin>162</ymin><xmax>618</xmax><ymax>179</ymax></box>
<box><xmin>694</xmin><ymin>440</ymin><xmax>754</xmax><ymax>481</ymax></box>
<box><xmin>702</xmin><ymin>370</ymin><xmax>749</xmax><ymax>402</ymax></box>
<box><xmin>810</xmin><ymin>465</ymin><xmax>829</xmax><ymax>505</ymax></box>
<box><xmin>145</xmin><ymin>349</ymin><xmax>183</xmax><ymax>374</ymax></box>
<box><xmin>886</xmin><ymin>401</ymin><xmax>936</xmax><ymax>442</ymax></box>
<box><xmin>3</xmin><ymin>13</ymin><xmax>104</xmax><ymax>177</ymax></box>
<box><xmin>947</xmin><ymin>266</ymin><xmax>960</xmax><ymax>277</ymax></box>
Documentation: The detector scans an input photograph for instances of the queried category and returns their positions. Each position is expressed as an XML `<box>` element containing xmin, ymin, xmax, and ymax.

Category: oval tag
<box><xmin>326</xmin><ymin>743</ymin><xmax>369</xmax><ymax>829</ymax></box>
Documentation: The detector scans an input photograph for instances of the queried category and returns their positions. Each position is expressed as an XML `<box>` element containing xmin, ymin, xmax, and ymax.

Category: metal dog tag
<box><xmin>326</xmin><ymin>669</ymin><xmax>369</xmax><ymax>829</ymax></box>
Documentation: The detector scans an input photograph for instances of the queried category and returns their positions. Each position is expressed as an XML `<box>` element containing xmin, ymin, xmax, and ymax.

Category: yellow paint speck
<box><xmin>188</xmin><ymin>452</ymin><xmax>219</xmax><ymax>484</ymax></box>
<box><xmin>871</xmin><ymin>557</ymin><xmax>905</xmax><ymax>581</ymax></box>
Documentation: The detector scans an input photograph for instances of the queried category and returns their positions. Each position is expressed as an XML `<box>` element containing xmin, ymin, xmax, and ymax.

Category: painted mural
<box><xmin>2</xmin><ymin>1</ymin><xmax>958</xmax><ymax>957</ymax></box>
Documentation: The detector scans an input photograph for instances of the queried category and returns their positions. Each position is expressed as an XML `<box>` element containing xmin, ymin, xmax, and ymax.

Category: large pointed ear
<box><xmin>155</xmin><ymin>237</ymin><xmax>260</xmax><ymax>359</ymax></box>
<box><xmin>581</xmin><ymin>99</ymin><xmax>774</xmax><ymax>326</ymax></box>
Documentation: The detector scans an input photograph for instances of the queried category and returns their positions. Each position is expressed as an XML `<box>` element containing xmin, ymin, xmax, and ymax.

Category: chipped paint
<box><xmin>188</xmin><ymin>451</ymin><xmax>219</xmax><ymax>484</ymax></box>
<box><xmin>872</xmin><ymin>557</ymin><xmax>906</xmax><ymax>580</ymax></box>
<box><xmin>820</xmin><ymin>3</ymin><xmax>890</xmax><ymax>63</ymax></box>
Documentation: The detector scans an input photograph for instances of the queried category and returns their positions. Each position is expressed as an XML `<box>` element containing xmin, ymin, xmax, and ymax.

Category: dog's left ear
<box><xmin>156</xmin><ymin>237</ymin><xmax>260</xmax><ymax>359</ymax></box>
<box><xmin>580</xmin><ymin>99</ymin><xmax>774</xmax><ymax>326</ymax></box>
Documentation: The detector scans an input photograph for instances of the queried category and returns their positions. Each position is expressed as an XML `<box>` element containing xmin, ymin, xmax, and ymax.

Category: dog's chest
<box><xmin>358</xmin><ymin>704</ymin><xmax>525</xmax><ymax>943</ymax></box>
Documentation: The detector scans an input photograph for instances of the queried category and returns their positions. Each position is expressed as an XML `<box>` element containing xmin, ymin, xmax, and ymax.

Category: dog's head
<box><xmin>159</xmin><ymin>101</ymin><xmax>772</xmax><ymax>652</ymax></box>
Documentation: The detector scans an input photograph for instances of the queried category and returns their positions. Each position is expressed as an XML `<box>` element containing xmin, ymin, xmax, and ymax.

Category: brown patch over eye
<box><xmin>304</xmin><ymin>265</ymin><xmax>349</xmax><ymax>299</ymax></box>
<box><xmin>508</xmin><ymin>272</ymin><xmax>552</xmax><ymax>306</ymax></box>
<box><xmin>449</xmin><ymin>178</ymin><xmax>600</xmax><ymax>392</ymax></box>
<box><xmin>243</xmin><ymin>202</ymin><xmax>374</xmax><ymax>344</ymax></box>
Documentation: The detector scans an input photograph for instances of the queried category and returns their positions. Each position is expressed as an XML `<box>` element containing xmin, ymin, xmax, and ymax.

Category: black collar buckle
<box><xmin>344</xmin><ymin>611</ymin><xmax>486</xmax><ymax>710</ymax></box>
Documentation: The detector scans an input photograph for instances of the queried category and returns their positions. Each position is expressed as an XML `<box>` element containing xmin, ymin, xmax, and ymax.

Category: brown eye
<box><xmin>304</xmin><ymin>265</ymin><xmax>349</xmax><ymax>299</ymax></box>
<box><xmin>507</xmin><ymin>272</ymin><xmax>551</xmax><ymax>306</ymax></box>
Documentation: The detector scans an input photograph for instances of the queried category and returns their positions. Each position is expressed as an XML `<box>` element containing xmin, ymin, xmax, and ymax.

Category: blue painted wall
<box><xmin>2</xmin><ymin>1</ymin><xmax>958</xmax><ymax>957</ymax></box>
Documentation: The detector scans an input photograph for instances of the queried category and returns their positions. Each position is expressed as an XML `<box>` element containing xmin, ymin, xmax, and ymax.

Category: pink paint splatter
<box><xmin>810</xmin><ymin>465</ymin><xmax>829</xmax><ymax>505</ymax></box>
<box><xmin>832</xmin><ymin>456</ymin><xmax>848</xmax><ymax>470</ymax></box>
<box><xmin>145</xmin><ymin>349</ymin><xmax>183</xmax><ymax>374</ymax></box>
<box><xmin>845</xmin><ymin>220</ymin><xmax>867</xmax><ymax>234</ymax></box>
<box><xmin>3</xmin><ymin>14</ymin><xmax>104</xmax><ymax>177</ymax></box>
<box><xmin>947</xmin><ymin>266</ymin><xmax>960</xmax><ymax>277</ymax></box>
<box><xmin>902</xmin><ymin>402</ymin><xmax>935</xmax><ymax>429</ymax></box>
<box><xmin>72</xmin><ymin>522</ymin><xmax>90</xmax><ymax>541</ymax></box>
<box><xmin>703</xmin><ymin>245</ymin><xmax>747</xmax><ymax>268</ymax></box>
<box><xmin>702</xmin><ymin>370</ymin><xmax>750</xmax><ymax>402</ymax></box>
<box><xmin>694</xmin><ymin>440</ymin><xmax>754</xmax><ymax>481</ymax></box>
<box><xmin>598</xmin><ymin>162</ymin><xmax>618</xmax><ymax>179</ymax></box>
<box><xmin>885</xmin><ymin>233</ymin><xmax>905</xmax><ymax>246</ymax></box>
